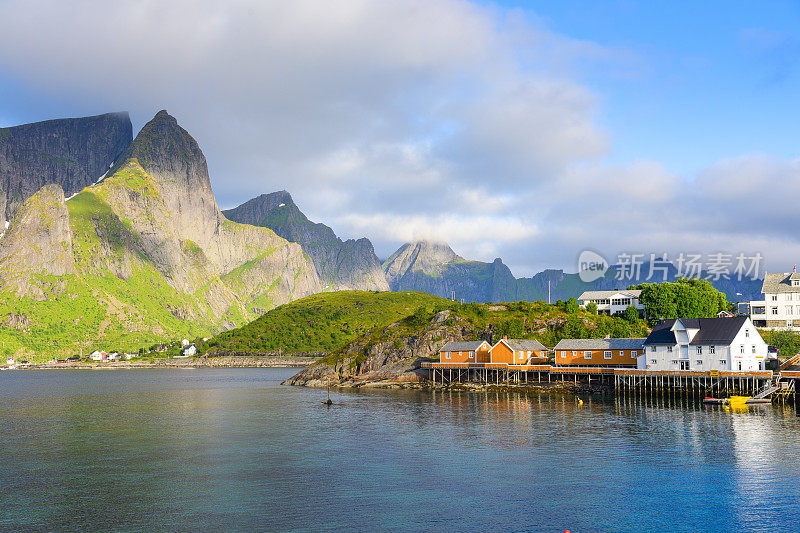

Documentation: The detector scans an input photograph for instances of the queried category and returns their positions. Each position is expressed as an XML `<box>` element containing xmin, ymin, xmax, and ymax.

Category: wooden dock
<box><xmin>421</xmin><ymin>362</ymin><xmax>798</xmax><ymax>402</ymax></box>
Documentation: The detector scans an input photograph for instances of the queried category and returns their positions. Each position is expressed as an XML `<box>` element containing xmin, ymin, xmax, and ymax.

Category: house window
<box><xmin>772</xmin><ymin>307</ymin><xmax>779</xmax><ymax>315</ymax></box>
<box><xmin>745</xmin><ymin>329</ymin><xmax>750</xmax><ymax>337</ymax></box>
<box><xmin>619</xmin><ymin>351</ymin><xmax>624</xmax><ymax>357</ymax></box>
<box><xmin>650</xmin><ymin>346</ymin><xmax>656</xmax><ymax>352</ymax></box>
<box><xmin>572</xmin><ymin>351</ymin><xmax>577</xmax><ymax>358</ymax></box>
<box><xmin>794</xmin><ymin>280</ymin><xmax>800</xmax><ymax>287</ymax></box>
<box><xmin>519</xmin><ymin>351</ymin><xmax>525</xmax><ymax>360</ymax></box>
<box><xmin>561</xmin><ymin>351</ymin><xmax>567</xmax><ymax>358</ymax></box>
<box><xmin>469</xmin><ymin>351</ymin><xmax>474</xmax><ymax>359</ymax></box>
<box><xmin>584</xmin><ymin>351</ymin><xmax>592</xmax><ymax>359</ymax></box>
<box><xmin>671</xmin><ymin>360</ymin><xmax>679</xmax><ymax>364</ymax></box>
<box><xmin>740</xmin><ymin>345</ymin><xmax>745</xmax><ymax>354</ymax></box>
<box><xmin>696</xmin><ymin>360</ymin><xmax>702</xmax><ymax>365</ymax></box>
<box><xmin>789</xmin><ymin>320</ymin><xmax>794</xmax><ymax>327</ymax></box>
<box><xmin>710</xmin><ymin>346</ymin><xmax>716</xmax><ymax>354</ymax></box>
<box><xmin>650</xmin><ymin>359</ymin><xmax>657</xmax><ymax>364</ymax></box>
<box><xmin>631</xmin><ymin>351</ymin><xmax>637</xmax><ymax>358</ymax></box>
<box><xmin>719</xmin><ymin>359</ymin><xmax>727</xmax><ymax>365</ymax></box>
<box><xmin>772</xmin><ymin>295</ymin><xmax>778</xmax><ymax>301</ymax></box>
<box><xmin>667</xmin><ymin>346</ymin><xmax>673</xmax><ymax>352</ymax></box>
<box><xmin>445</xmin><ymin>351</ymin><xmax>451</xmax><ymax>360</ymax></box>
<box><xmin>787</xmin><ymin>307</ymin><xmax>794</xmax><ymax>316</ymax></box>
<box><xmin>604</xmin><ymin>351</ymin><xmax>612</xmax><ymax>359</ymax></box>
<box><xmin>696</xmin><ymin>346</ymin><xmax>702</xmax><ymax>354</ymax></box>
<box><xmin>752</xmin><ymin>346</ymin><xmax>756</xmax><ymax>354</ymax></box>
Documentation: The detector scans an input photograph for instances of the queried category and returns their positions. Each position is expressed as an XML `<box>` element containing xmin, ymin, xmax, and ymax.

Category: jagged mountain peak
<box><xmin>119</xmin><ymin>110</ymin><xmax>208</xmax><ymax>186</ymax></box>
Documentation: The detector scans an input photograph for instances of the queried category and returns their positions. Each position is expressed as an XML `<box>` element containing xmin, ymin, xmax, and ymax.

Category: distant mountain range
<box><xmin>0</xmin><ymin>110</ymin><xmax>765</xmax><ymax>356</ymax></box>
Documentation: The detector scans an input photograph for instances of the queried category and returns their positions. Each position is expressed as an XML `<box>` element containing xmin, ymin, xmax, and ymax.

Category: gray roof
<box><xmin>762</xmin><ymin>273</ymin><xmax>800</xmax><ymax>294</ymax></box>
<box><xmin>578</xmin><ymin>290</ymin><xmax>641</xmax><ymax>300</ymax></box>
<box><xmin>440</xmin><ymin>340</ymin><xmax>488</xmax><ymax>352</ymax></box>
<box><xmin>643</xmin><ymin>317</ymin><xmax>749</xmax><ymax>346</ymax></box>
<box><xmin>498</xmin><ymin>338</ymin><xmax>547</xmax><ymax>351</ymax></box>
<box><xmin>553</xmin><ymin>338</ymin><xmax>646</xmax><ymax>351</ymax></box>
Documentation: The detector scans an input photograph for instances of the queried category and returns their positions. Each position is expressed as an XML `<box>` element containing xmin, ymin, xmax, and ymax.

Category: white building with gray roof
<box><xmin>577</xmin><ymin>289</ymin><xmax>644</xmax><ymax>316</ymax></box>
<box><xmin>749</xmin><ymin>272</ymin><xmax>800</xmax><ymax>330</ymax></box>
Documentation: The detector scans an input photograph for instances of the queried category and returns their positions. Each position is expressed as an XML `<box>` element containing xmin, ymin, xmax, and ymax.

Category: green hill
<box><xmin>201</xmin><ymin>290</ymin><xmax>448</xmax><ymax>355</ymax></box>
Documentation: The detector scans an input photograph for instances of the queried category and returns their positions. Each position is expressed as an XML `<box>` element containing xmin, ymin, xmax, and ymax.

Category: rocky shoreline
<box><xmin>285</xmin><ymin>373</ymin><xmax>608</xmax><ymax>395</ymax></box>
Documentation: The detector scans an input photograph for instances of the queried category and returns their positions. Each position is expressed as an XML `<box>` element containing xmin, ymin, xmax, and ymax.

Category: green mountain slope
<box><xmin>201</xmin><ymin>290</ymin><xmax>447</xmax><ymax>355</ymax></box>
<box><xmin>0</xmin><ymin>111</ymin><xmax>321</xmax><ymax>360</ymax></box>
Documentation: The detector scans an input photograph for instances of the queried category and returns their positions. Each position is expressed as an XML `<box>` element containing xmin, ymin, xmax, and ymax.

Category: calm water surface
<box><xmin>1</xmin><ymin>368</ymin><xmax>799</xmax><ymax>532</ymax></box>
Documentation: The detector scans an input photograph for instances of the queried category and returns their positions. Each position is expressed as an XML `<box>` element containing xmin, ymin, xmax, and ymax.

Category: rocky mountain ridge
<box><xmin>0</xmin><ymin>112</ymin><xmax>132</xmax><ymax>223</ymax></box>
<box><xmin>381</xmin><ymin>240</ymin><xmax>763</xmax><ymax>304</ymax></box>
<box><xmin>223</xmin><ymin>191</ymin><xmax>388</xmax><ymax>291</ymax></box>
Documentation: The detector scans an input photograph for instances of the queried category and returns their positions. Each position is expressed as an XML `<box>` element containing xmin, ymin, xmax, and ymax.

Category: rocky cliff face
<box><xmin>0</xmin><ymin>110</ymin><xmax>322</xmax><ymax>355</ymax></box>
<box><xmin>0</xmin><ymin>112</ymin><xmax>132</xmax><ymax>223</ymax></box>
<box><xmin>0</xmin><ymin>184</ymin><xmax>73</xmax><ymax>299</ymax></box>
<box><xmin>224</xmin><ymin>191</ymin><xmax>389</xmax><ymax>291</ymax></box>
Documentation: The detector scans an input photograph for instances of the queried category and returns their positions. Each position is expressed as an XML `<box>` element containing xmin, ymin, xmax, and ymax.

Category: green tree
<box><xmin>585</xmin><ymin>301</ymin><xmax>598</xmax><ymax>315</ymax></box>
<box><xmin>636</xmin><ymin>278</ymin><xmax>730</xmax><ymax>322</ymax></box>
<box><xmin>760</xmin><ymin>330</ymin><xmax>800</xmax><ymax>359</ymax></box>
<box><xmin>565</xmin><ymin>297</ymin><xmax>579</xmax><ymax>314</ymax></box>
<box><xmin>623</xmin><ymin>305</ymin><xmax>640</xmax><ymax>322</ymax></box>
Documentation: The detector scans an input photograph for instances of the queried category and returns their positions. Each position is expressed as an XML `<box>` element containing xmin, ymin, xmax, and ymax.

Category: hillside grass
<box><xmin>201</xmin><ymin>290</ymin><xmax>448</xmax><ymax>354</ymax></box>
<box><xmin>202</xmin><ymin>291</ymin><xmax>651</xmax><ymax>362</ymax></box>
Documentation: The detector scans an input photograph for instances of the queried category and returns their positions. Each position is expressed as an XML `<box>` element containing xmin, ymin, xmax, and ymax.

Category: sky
<box><xmin>0</xmin><ymin>0</ymin><xmax>798</xmax><ymax>277</ymax></box>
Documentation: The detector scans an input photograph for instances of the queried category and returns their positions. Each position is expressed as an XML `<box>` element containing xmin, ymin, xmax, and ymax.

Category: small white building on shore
<box><xmin>577</xmin><ymin>289</ymin><xmax>644</xmax><ymax>316</ymax></box>
<box><xmin>639</xmin><ymin>316</ymin><xmax>775</xmax><ymax>372</ymax></box>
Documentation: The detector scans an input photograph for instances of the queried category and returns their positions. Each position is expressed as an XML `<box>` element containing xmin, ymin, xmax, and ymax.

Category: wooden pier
<box><xmin>422</xmin><ymin>362</ymin><xmax>798</xmax><ymax>403</ymax></box>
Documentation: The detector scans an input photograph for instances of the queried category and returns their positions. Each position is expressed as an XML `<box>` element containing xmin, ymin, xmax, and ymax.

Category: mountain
<box><xmin>0</xmin><ymin>110</ymin><xmax>321</xmax><ymax>358</ymax></box>
<box><xmin>382</xmin><ymin>241</ymin><xmax>764</xmax><ymax>304</ymax></box>
<box><xmin>0</xmin><ymin>112</ymin><xmax>132</xmax><ymax>224</ymax></box>
<box><xmin>223</xmin><ymin>191</ymin><xmax>389</xmax><ymax>291</ymax></box>
<box><xmin>383</xmin><ymin>241</ymin><xmax>517</xmax><ymax>302</ymax></box>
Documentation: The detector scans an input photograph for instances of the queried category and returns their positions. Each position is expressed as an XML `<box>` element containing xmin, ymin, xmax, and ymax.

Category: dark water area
<box><xmin>1</xmin><ymin>368</ymin><xmax>799</xmax><ymax>532</ymax></box>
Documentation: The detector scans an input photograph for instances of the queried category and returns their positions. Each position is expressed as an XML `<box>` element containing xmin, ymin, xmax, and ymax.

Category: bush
<box><xmin>585</xmin><ymin>302</ymin><xmax>598</xmax><ymax>315</ymax></box>
<box><xmin>623</xmin><ymin>305</ymin><xmax>640</xmax><ymax>322</ymax></box>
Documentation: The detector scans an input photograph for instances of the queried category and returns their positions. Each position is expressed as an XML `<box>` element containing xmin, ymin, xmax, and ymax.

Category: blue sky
<box><xmin>494</xmin><ymin>0</ymin><xmax>800</xmax><ymax>176</ymax></box>
<box><xmin>0</xmin><ymin>0</ymin><xmax>798</xmax><ymax>275</ymax></box>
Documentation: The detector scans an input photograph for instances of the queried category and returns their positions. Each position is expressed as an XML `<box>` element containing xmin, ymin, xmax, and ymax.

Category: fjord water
<box><xmin>1</xmin><ymin>369</ymin><xmax>799</xmax><ymax>532</ymax></box>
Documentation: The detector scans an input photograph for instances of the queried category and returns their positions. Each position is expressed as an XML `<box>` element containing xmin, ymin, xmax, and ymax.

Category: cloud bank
<box><xmin>0</xmin><ymin>0</ymin><xmax>797</xmax><ymax>276</ymax></box>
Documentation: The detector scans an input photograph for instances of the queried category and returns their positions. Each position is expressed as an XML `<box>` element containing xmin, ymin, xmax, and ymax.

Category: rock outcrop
<box><xmin>0</xmin><ymin>112</ymin><xmax>132</xmax><ymax>223</ymax></box>
<box><xmin>285</xmin><ymin>310</ymin><xmax>471</xmax><ymax>388</ymax></box>
<box><xmin>224</xmin><ymin>191</ymin><xmax>389</xmax><ymax>291</ymax></box>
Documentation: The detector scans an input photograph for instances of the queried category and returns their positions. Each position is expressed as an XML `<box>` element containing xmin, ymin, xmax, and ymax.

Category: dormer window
<box><xmin>793</xmin><ymin>280</ymin><xmax>800</xmax><ymax>287</ymax></box>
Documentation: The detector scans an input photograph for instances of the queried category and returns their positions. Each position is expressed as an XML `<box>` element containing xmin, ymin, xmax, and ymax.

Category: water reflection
<box><xmin>1</xmin><ymin>369</ymin><xmax>799</xmax><ymax>532</ymax></box>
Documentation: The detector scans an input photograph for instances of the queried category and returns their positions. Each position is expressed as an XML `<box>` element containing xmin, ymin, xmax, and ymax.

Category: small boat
<box><xmin>703</xmin><ymin>397</ymin><xmax>724</xmax><ymax>404</ymax></box>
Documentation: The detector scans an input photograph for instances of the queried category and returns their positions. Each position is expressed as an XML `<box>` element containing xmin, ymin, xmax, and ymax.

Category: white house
<box><xmin>183</xmin><ymin>345</ymin><xmax>197</xmax><ymax>356</ymax></box>
<box><xmin>577</xmin><ymin>290</ymin><xmax>644</xmax><ymax>316</ymax></box>
<box><xmin>749</xmin><ymin>272</ymin><xmax>800</xmax><ymax>331</ymax></box>
<box><xmin>638</xmin><ymin>316</ymin><xmax>775</xmax><ymax>372</ymax></box>
<box><xmin>89</xmin><ymin>350</ymin><xmax>107</xmax><ymax>361</ymax></box>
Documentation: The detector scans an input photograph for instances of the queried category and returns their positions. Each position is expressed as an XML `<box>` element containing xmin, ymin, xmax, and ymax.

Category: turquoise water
<box><xmin>1</xmin><ymin>368</ymin><xmax>799</xmax><ymax>532</ymax></box>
